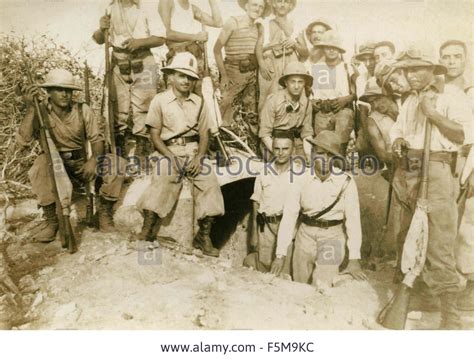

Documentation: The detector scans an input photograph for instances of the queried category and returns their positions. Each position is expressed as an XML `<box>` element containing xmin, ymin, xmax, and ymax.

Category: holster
<box><xmin>256</xmin><ymin>213</ymin><xmax>265</xmax><ymax>232</ymax></box>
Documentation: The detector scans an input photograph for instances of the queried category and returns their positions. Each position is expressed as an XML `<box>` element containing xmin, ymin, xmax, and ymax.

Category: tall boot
<box><xmin>98</xmin><ymin>197</ymin><xmax>116</xmax><ymax>233</ymax></box>
<box><xmin>136</xmin><ymin>210</ymin><xmax>159</xmax><ymax>241</ymax></box>
<box><xmin>34</xmin><ymin>203</ymin><xmax>59</xmax><ymax>243</ymax></box>
<box><xmin>193</xmin><ymin>217</ymin><xmax>219</xmax><ymax>257</ymax></box>
<box><xmin>439</xmin><ymin>292</ymin><xmax>462</xmax><ymax>330</ymax></box>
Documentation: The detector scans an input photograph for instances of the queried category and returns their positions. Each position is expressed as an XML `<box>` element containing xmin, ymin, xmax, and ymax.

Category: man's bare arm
<box><xmin>192</xmin><ymin>0</ymin><xmax>223</xmax><ymax>28</ymax></box>
<box><xmin>159</xmin><ymin>0</ymin><xmax>207</xmax><ymax>42</ymax></box>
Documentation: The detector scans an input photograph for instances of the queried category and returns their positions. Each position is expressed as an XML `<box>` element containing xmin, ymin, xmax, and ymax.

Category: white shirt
<box><xmin>311</xmin><ymin>60</ymin><xmax>351</xmax><ymax>100</ymax></box>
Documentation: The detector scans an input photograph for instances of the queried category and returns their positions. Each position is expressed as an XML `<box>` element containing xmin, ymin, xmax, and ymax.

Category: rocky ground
<box><xmin>1</xmin><ymin>173</ymin><xmax>473</xmax><ymax>330</ymax></box>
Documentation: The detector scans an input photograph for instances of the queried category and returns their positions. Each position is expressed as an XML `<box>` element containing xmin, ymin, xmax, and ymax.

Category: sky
<box><xmin>1</xmin><ymin>0</ymin><xmax>473</xmax><ymax>75</ymax></box>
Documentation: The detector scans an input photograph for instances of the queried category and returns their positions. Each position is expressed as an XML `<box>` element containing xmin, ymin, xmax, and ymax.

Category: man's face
<box><xmin>310</xmin><ymin>24</ymin><xmax>328</xmax><ymax>45</ymax></box>
<box><xmin>371</xmin><ymin>95</ymin><xmax>392</xmax><ymax>115</ymax></box>
<box><xmin>405</xmin><ymin>66</ymin><xmax>435</xmax><ymax>91</ymax></box>
<box><xmin>359</xmin><ymin>54</ymin><xmax>376</xmax><ymax>75</ymax></box>
<box><xmin>272</xmin><ymin>0</ymin><xmax>293</xmax><ymax>17</ymax></box>
<box><xmin>374</xmin><ymin>46</ymin><xmax>394</xmax><ymax>64</ymax></box>
<box><xmin>285</xmin><ymin>75</ymin><xmax>305</xmax><ymax>97</ymax></box>
<box><xmin>48</xmin><ymin>87</ymin><xmax>73</xmax><ymax>108</ymax></box>
<box><xmin>170</xmin><ymin>72</ymin><xmax>196</xmax><ymax>94</ymax></box>
<box><xmin>273</xmin><ymin>137</ymin><xmax>294</xmax><ymax>165</ymax></box>
<box><xmin>323</xmin><ymin>46</ymin><xmax>340</xmax><ymax>62</ymax></box>
<box><xmin>440</xmin><ymin>44</ymin><xmax>466</xmax><ymax>78</ymax></box>
<box><xmin>246</xmin><ymin>0</ymin><xmax>265</xmax><ymax>20</ymax></box>
<box><xmin>388</xmin><ymin>69</ymin><xmax>410</xmax><ymax>94</ymax></box>
<box><xmin>311</xmin><ymin>145</ymin><xmax>332</xmax><ymax>177</ymax></box>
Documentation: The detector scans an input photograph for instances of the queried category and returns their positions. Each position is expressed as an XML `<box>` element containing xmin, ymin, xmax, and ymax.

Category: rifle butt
<box><xmin>377</xmin><ymin>284</ymin><xmax>411</xmax><ymax>330</ymax></box>
<box><xmin>85</xmin><ymin>194</ymin><xmax>95</xmax><ymax>228</ymax></box>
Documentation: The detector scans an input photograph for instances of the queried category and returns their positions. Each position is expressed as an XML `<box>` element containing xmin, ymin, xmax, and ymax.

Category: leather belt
<box><xmin>258</xmin><ymin>213</ymin><xmax>283</xmax><ymax>224</ymax></box>
<box><xmin>59</xmin><ymin>149</ymin><xmax>83</xmax><ymax>161</ymax></box>
<box><xmin>272</xmin><ymin>127</ymin><xmax>301</xmax><ymax>139</ymax></box>
<box><xmin>164</xmin><ymin>134</ymin><xmax>200</xmax><ymax>147</ymax></box>
<box><xmin>301</xmin><ymin>214</ymin><xmax>343</xmax><ymax>228</ymax></box>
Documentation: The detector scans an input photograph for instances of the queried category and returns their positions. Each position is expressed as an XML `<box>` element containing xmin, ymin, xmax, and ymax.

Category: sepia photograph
<box><xmin>1</xmin><ymin>0</ymin><xmax>473</xmax><ymax>360</ymax></box>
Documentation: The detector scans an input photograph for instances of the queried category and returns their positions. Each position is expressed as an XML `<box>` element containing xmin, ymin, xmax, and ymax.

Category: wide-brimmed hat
<box><xmin>305</xmin><ymin>18</ymin><xmax>333</xmax><ymax>39</ymax></box>
<box><xmin>314</xmin><ymin>30</ymin><xmax>345</xmax><ymax>53</ymax></box>
<box><xmin>354</xmin><ymin>42</ymin><xmax>376</xmax><ymax>61</ymax></box>
<box><xmin>161</xmin><ymin>52</ymin><xmax>200</xmax><ymax>79</ymax></box>
<box><xmin>278</xmin><ymin>61</ymin><xmax>314</xmax><ymax>87</ymax></box>
<box><xmin>394</xmin><ymin>43</ymin><xmax>447</xmax><ymax>75</ymax></box>
<box><xmin>360</xmin><ymin>77</ymin><xmax>384</xmax><ymax>103</ymax></box>
<box><xmin>307</xmin><ymin>130</ymin><xmax>344</xmax><ymax>158</ymax></box>
<box><xmin>374</xmin><ymin>40</ymin><xmax>396</xmax><ymax>54</ymax></box>
<box><xmin>39</xmin><ymin>69</ymin><xmax>82</xmax><ymax>90</ymax></box>
<box><xmin>238</xmin><ymin>0</ymin><xmax>272</xmax><ymax>18</ymax></box>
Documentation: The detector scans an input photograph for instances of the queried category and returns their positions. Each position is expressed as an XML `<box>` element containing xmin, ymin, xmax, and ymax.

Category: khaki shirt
<box><xmin>17</xmin><ymin>102</ymin><xmax>104</xmax><ymax>152</ymax></box>
<box><xmin>276</xmin><ymin>169</ymin><xmax>362</xmax><ymax>259</ymax></box>
<box><xmin>259</xmin><ymin>89</ymin><xmax>313</xmax><ymax>139</ymax></box>
<box><xmin>390</xmin><ymin>83</ymin><xmax>472</xmax><ymax>151</ymax></box>
<box><xmin>145</xmin><ymin>89</ymin><xmax>210</xmax><ymax>141</ymax></box>
<box><xmin>251</xmin><ymin>162</ymin><xmax>303</xmax><ymax>216</ymax></box>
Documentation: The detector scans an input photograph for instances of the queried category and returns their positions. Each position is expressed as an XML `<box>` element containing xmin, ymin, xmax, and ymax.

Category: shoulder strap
<box><xmin>311</xmin><ymin>175</ymin><xmax>352</xmax><ymax>219</ymax></box>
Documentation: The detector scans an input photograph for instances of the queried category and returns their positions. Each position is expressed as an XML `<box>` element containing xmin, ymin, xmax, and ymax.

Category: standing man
<box><xmin>244</xmin><ymin>135</ymin><xmax>298</xmax><ymax>274</ymax></box>
<box><xmin>93</xmin><ymin>0</ymin><xmax>167</xmax><ymax>155</ymax></box>
<box><xmin>311</xmin><ymin>31</ymin><xmax>356</xmax><ymax>155</ymax></box>
<box><xmin>390</xmin><ymin>44</ymin><xmax>471</xmax><ymax>329</ymax></box>
<box><xmin>18</xmin><ymin>69</ymin><xmax>126</xmax><ymax>238</ymax></box>
<box><xmin>374</xmin><ymin>41</ymin><xmax>396</xmax><ymax>65</ymax></box>
<box><xmin>297</xmin><ymin>18</ymin><xmax>333</xmax><ymax>65</ymax></box>
<box><xmin>439</xmin><ymin>39</ymin><xmax>474</xmax><ymax>311</ymax></box>
<box><xmin>259</xmin><ymin>61</ymin><xmax>313</xmax><ymax>160</ymax></box>
<box><xmin>271</xmin><ymin>131</ymin><xmax>366</xmax><ymax>287</ymax></box>
<box><xmin>214</xmin><ymin>0</ymin><xmax>271</xmax><ymax>127</ymax></box>
<box><xmin>159</xmin><ymin>0</ymin><xmax>223</xmax><ymax>74</ymax></box>
<box><xmin>135</xmin><ymin>53</ymin><xmax>225</xmax><ymax>258</ymax></box>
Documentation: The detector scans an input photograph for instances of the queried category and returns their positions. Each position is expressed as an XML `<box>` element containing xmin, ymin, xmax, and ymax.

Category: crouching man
<box><xmin>135</xmin><ymin>52</ymin><xmax>225</xmax><ymax>257</ymax></box>
<box><xmin>18</xmin><ymin>69</ymin><xmax>127</xmax><ymax>240</ymax></box>
<box><xmin>271</xmin><ymin>131</ymin><xmax>366</xmax><ymax>287</ymax></box>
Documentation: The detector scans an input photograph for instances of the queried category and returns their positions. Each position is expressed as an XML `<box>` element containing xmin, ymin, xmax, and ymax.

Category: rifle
<box><xmin>23</xmin><ymin>57</ymin><xmax>77</xmax><ymax>253</ymax></box>
<box><xmin>103</xmin><ymin>10</ymin><xmax>116</xmax><ymax>155</ymax></box>
<box><xmin>201</xmin><ymin>25</ymin><xmax>230</xmax><ymax>165</ymax></box>
<box><xmin>83</xmin><ymin>62</ymin><xmax>96</xmax><ymax>228</ymax></box>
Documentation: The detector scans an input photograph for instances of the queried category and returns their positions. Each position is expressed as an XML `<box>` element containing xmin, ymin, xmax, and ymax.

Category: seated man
<box><xmin>244</xmin><ymin>134</ymin><xmax>300</xmax><ymax>274</ymax></box>
<box><xmin>18</xmin><ymin>69</ymin><xmax>126</xmax><ymax>240</ymax></box>
<box><xmin>271</xmin><ymin>131</ymin><xmax>366</xmax><ymax>287</ymax></box>
<box><xmin>135</xmin><ymin>52</ymin><xmax>225</xmax><ymax>257</ymax></box>
<box><xmin>259</xmin><ymin>61</ymin><xmax>313</xmax><ymax>160</ymax></box>
<box><xmin>311</xmin><ymin>31</ymin><xmax>356</xmax><ymax>155</ymax></box>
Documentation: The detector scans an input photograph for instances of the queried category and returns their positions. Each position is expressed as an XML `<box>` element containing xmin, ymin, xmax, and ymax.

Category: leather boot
<box><xmin>34</xmin><ymin>203</ymin><xmax>59</xmax><ymax>243</ymax></box>
<box><xmin>136</xmin><ymin>210</ymin><xmax>159</xmax><ymax>241</ymax></box>
<box><xmin>193</xmin><ymin>217</ymin><xmax>219</xmax><ymax>257</ymax></box>
<box><xmin>439</xmin><ymin>292</ymin><xmax>462</xmax><ymax>330</ymax></box>
<box><xmin>98</xmin><ymin>197</ymin><xmax>116</xmax><ymax>232</ymax></box>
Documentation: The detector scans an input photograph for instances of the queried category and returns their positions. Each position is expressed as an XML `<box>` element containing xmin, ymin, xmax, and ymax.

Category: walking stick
<box><xmin>104</xmin><ymin>10</ymin><xmax>116</xmax><ymax>155</ymax></box>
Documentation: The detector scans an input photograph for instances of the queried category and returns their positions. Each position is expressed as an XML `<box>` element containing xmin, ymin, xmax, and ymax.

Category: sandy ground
<box><xmin>1</xmin><ymin>173</ymin><xmax>473</xmax><ymax>330</ymax></box>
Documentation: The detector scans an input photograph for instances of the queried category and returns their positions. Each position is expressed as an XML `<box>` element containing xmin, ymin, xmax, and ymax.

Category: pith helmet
<box><xmin>354</xmin><ymin>42</ymin><xmax>376</xmax><ymax>61</ymax></box>
<box><xmin>394</xmin><ymin>42</ymin><xmax>447</xmax><ymax>75</ymax></box>
<box><xmin>278</xmin><ymin>61</ymin><xmax>314</xmax><ymax>87</ymax></box>
<box><xmin>307</xmin><ymin>130</ymin><xmax>344</xmax><ymax>158</ymax></box>
<box><xmin>305</xmin><ymin>18</ymin><xmax>333</xmax><ymax>39</ymax></box>
<box><xmin>39</xmin><ymin>69</ymin><xmax>81</xmax><ymax>90</ymax></box>
<box><xmin>314</xmin><ymin>30</ymin><xmax>346</xmax><ymax>53</ymax></box>
<box><xmin>360</xmin><ymin>77</ymin><xmax>384</xmax><ymax>103</ymax></box>
<box><xmin>238</xmin><ymin>0</ymin><xmax>272</xmax><ymax>18</ymax></box>
<box><xmin>162</xmin><ymin>52</ymin><xmax>200</xmax><ymax>80</ymax></box>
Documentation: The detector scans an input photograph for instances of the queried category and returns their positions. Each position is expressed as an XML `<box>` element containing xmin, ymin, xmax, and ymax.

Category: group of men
<box><xmin>17</xmin><ymin>0</ymin><xmax>473</xmax><ymax>330</ymax></box>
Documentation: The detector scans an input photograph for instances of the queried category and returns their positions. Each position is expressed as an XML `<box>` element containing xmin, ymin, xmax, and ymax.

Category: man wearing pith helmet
<box><xmin>136</xmin><ymin>52</ymin><xmax>225</xmax><ymax>258</ymax></box>
<box><xmin>271</xmin><ymin>130</ymin><xmax>366</xmax><ymax>287</ymax></box>
<box><xmin>17</xmin><ymin>69</ymin><xmax>127</xmax><ymax>240</ymax></box>
<box><xmin>390</xmin><ymin>43</ymin><xmax>472</xmax><ymax>329</ymax></box>
<box><xmin>259</xmin><ymin>61</ymin><xmax>313</xmax><ymax>160</ymax></box>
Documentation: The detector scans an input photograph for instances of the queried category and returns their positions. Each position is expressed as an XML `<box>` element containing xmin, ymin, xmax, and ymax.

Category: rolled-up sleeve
<box><xmin>250</xmin><ymin>175</ymin><xmax>263</xmax><ymax>204</ymax></box>
<box><xmin>197</xmin><ymin>102</ymin><xmax>211</xmax><ymax>135</ymax></box>
<box><xmin>83</xmin><ymin>104</ymin><xmax>104</xmax><ymax>144</ymax></box>
<box><xmin>344</xmin><ymin>178</ymin><xmax>362</xmax><ymax>260</ymax></box>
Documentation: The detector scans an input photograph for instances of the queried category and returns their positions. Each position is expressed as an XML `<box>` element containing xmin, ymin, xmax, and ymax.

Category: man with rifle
<box><xmin>18</xmin><ymin>69</ymin><xmax>126</xmax><ymax>240</ymax></box>
<box><xmin>388</xmin><ymin>43</ymin><xmax>471</xmax><ymax>329</ymax></box>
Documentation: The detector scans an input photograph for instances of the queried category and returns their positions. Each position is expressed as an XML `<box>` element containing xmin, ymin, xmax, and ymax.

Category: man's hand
<box><xmin>122</xmin><ymin>38</ymin><xmax>145</xmax><ymax>52</ymax></box>
<box><xmin>259</xmin><ymin>64</ymin><xmax>272</xmax><ymax>81</ymax></box>
<box><xmin>420</xmin><ymin>91</ymin><xmax>438</xmax><ymax>118</ymax></box>
<box><xmin>22</xmin><ymin>84</ymin><xmax>41</xmax><ymax>108</ymax></box>
<box><xmin>312</xmin><ymin>99</ymin><xmax>322</xmax><ymax>113</ymax></box>
<box><xmin>99</xmin><ymin>15</ymin><xmax>111</xmax><ymax>33</ymax></box>
<box><xmin>343</xmin><ymin>259</ymin><xmax>367</xmax><ymax>281</ymax></box>
<box><xmin>186</xmin><ymin>154</ymin><xmax>204</xmax><ymax>178</ymax></box>
<box><xmin>280</xmin><ymin>38</ymin><xmax>296</xmax><ymax>49</ymax></box>
<box><xmin>392</xmin><ymin>137</ymin><xmax>410</xmax><ymax>158</ymax></box>
<box><xmin>195</xmin><ymin>31</ymin><xmax>209</xmax><ymax>43</ymax></box>
<box><xmin>331</xmin><ymin>95</ymin><xmax>352</xmax><ymax>113</ymax></box>
<box><xmin>79</xmin><ymin>158</ymin><xmax>97</xmax><ymax>181</ymax></box>
<box><xmin>270</xmin><ymin>256</ymin><xmax>285</xmax><ymax>276</ymax></box>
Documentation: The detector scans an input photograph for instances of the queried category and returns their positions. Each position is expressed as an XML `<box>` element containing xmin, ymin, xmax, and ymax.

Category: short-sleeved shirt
<box><xmin>259</xmin><ymin>89</ymin><xmax>313</xmax><ymax>139</ymax></box>
<box><xmin>145</xmin><ymin>88</ymin><xmax>210</xmax><ymax>141</ymax></box>
<box><xmin>16</xmin><ymin>102</ymin><xmax>104</xmax><ymax>152</ymax></box>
